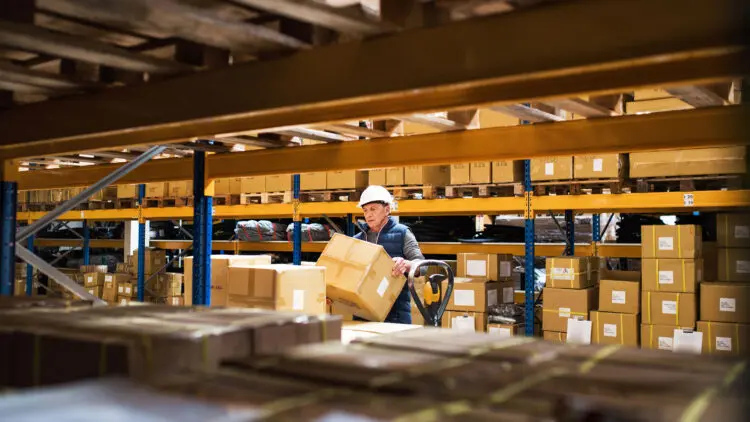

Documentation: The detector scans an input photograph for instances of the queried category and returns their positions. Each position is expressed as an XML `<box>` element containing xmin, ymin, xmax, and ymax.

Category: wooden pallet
<box><xmin>634</xmin><ymin>174</ymin><xmax>743</xmax><ymax>193</ymax></box>
<box><xmin>115</xmin><ymin>198</ymin><xmax>137</xmax><ymax>209</ymax></box>
<box><xmin>390</xmin><ymin>185</ymin><xmax>444</xmax><ymax>200</ymax></box>
<box><xmin>76</xmin><ymin>200</ymin><xmax>116</xmax><ymax>210</ymax></box>
<box><xmin>533</xmin><ymin>178</ymin><xmax>626</xmax><ymax>195</ymax></box>
<box><xmin>240</xmin><ymin>191</ymin><xmax>293</xmax><ymax>205</ymax></box>
<box><xmin>445</xmin><ymin>183</ymin><xmax>523</xmax><ymax>198</ymax></box>
<box><xmin>300</xmin><ymin>189</ymin><xmax>362</xmax><ymax>202</ymax></box>
<box><xmin>213</xmin><ymin>194</ymin><xmax>241</xmax><ymax>206</ymax></box>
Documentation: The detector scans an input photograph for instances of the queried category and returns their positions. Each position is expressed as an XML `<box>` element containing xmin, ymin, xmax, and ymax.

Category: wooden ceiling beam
<box><xmin>665</xmin><ymin>84</ymin><xmax>729</xmax><ymax>107</ymax></box>
<box><xmin>0</xmin><ymin>60</ymin><xmax>97</xmax><ymax>92</ymax></box>
<box><xmin>400</xmin><ymin>114</ymin><xmax>468</xmax><ymax>131</ymax></box>
<box><xmin>319</xmin><ymin>123</ymin><xmax>391</xmax><ymax>138</ymax></box>
<box><xmin>273</xmin><ymin>128</ymin><xmax>355</xmax><ymax>142</ymax></box>
<box><xmin>490</xmin><ymin>104</ymin><xmax>565</xmax><ymax>122</ymax></box>
<box><xmin>544</xmin><ymin>97</ymin><xmax>619</xmax><ymax>118</ymax></box>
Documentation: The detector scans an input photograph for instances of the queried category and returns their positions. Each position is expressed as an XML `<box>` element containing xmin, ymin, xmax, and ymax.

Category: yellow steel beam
<box><xmin>33</xmin><ymin>238</ymin><xmax>124</xmax><ymax>248</ymax></box>
<box><xmin>0</xmin><ymin>0</ymin><xmax>747</xmax><ymax>159</ymax></box>
<box><xmin>16</xmin><ymin>106</ymin><xmax>750</xmax><ymax>189</ymax></box>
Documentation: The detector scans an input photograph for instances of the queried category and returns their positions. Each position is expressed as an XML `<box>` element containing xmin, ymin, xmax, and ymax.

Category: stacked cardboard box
<box><xmin>327</xmin><ymin>170</ymin><xmax>368</xmax><ymax>189</ymax></box>
<box><xmin>449</xmin><ymin>163</ymin><xmax>492</xmax><ymax>184</ymax></box>
<box><xmin>266</xmin><ymin>174</ymin><xmax>292</xmax><ymax>192</ymax></box>
<box><xmin>640</xmin><ymin>225</ymin><xmax>702</xmax><ymax>352</ymax></box>
<box><xmin>167</xmin><ymin>181</ymin><xmax>193</xmax><ymax>197</ymax></box>
<box><xmin>131</xmin><ymin>248</ymin><xmax>167</xmax><ymax>278</ymax></box>
<box><xmin>716</xmin><ymin>213</ymin><xmax>750</xmax><ymax>282</ymax></box>
<box><xmin>590</xmin><ymin>269</ymin><xmax>641</xmax><ymax>347</ymax></box>
<box><xmin>368</xmin><ymin>168</ymin><xmax>386</xmax><ymax>185</ymax></box>
<box><xmin>83</xmin><ymin>272</ymin><xmax>106</xmax><ymax>298</ymax></box>
<box><xmin>300</xmin><ymin>172</ymin><xmax>327</xmax><ymax>190</ymax></box>
<box><xmin>240</xmin><ymin>176</ymin><xmax>266</xmax><ymax>193</ymax></box>
<box><xmin>629</xmin><ymin>146</ymin><xmax>746</xmax><ymax>178</ymax></box>
<box><xmin>102</xmin><ymin>273</ymin><xmax>130</xmax><ymax>303</ymax></box>
<box><xmin>145</xmin><ymin>182</ymin><xmax>169</xmax><ymax>198</ymax></box>
<box><xmin>404</xmin><ymin>165</ymin><xmax>450</xmax><ymax>186</ymax></box>
<box><xmin>530</xmin><ymin>156</ymin><xmax>574</xmax><ymax>181</ymax></box>
<box><xmin>385</xmin><ymin>168</ymin><xmax>404</xmax><ymax>186</ymax></box>
<box><xmin>491</xmin><ymin>160</ymin><xmax>523</xmax><ymax>183</ymax></box>
<box><xmin>184</xmin><ymin>254</ymin><xmax>273</xmax><ymax>306</ymax></box>
<box><xmin>227</xmin><ymin>264</ymin><xmax>327</xmax><ymax>314</ymax></box>
<box><xmin>542</xmin><ymin>256</ymin><xmax>600</xmax><ymax>341</ymax></box>
<box><xmin>573</xmin><ymin>154</ymin><xmax>624</xmax><ymax>179</ymax></box>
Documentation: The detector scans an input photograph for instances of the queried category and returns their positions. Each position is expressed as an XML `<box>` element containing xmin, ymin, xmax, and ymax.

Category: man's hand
<box><xmin>392</xmin><ymin>257</ymin><xmax>412</xmax><ymax>277</ymax></box>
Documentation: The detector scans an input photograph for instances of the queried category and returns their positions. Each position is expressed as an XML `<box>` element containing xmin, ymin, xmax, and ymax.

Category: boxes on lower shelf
<box><xmin>530</xmin><ymin>156</ymin><xmax>573</xmax><ymax>181</ymax></box>
<box><xmin>227</xmin><ymin>264</ymin><xmax>326</xmax><ymax>314</ymax></box>
<box><xmin>265</xmin><ymin>175</ymin><xmax>291</xmax><ymax>192</ymax></box>
<box><xmin>717</xmin><ymin>213</ymin><xmax>750</xmax><ymax>248</ymax></box>
<box><xmin>240</xmin><ymin>176</ymin><xmax>266</xmax><ymax>193</ymax></box>
<box><xmin>718</xmin><ymin>248</ymin><xmax>750</xmax><ymax>282</ymax></box>
<box><xmin>543</xmin><ymin>331</ymin><xmax>567</xmax><ymax>344</ymax></box>
<box><xmin>327</xmin><ymin>171</ymin><xmax>368</xmax><ymax>190</ymax></box>
<box><xmin>300</xmin><ymin>172</ymin><xmax>327</xmax><ymax>190</ymax></box>
<box><xmin>542</xmin><ymin>286</ymin><xmax>598</xmax><ymax>332</ymax></box>
<box><xmin>441</xmin><ymin>310</ymin><xmax>487</xmax><ymax>332</ymax></box>
<box><xmin>641</xmin><ymin>291</ymin><xmax>696</xmax><ymax>327</ymax></box>
<box><xmin>696</xmin><ymin>321</ymin><xmax>749</xmax><ymax>356</ymax></box>
<box><xmin>640</xmin><ymin>324</ymin><xmax>678</xmax><ymax>352</ymax></box>
<box><xmin>589</xmin><ymin>311</ymin><xmax>639</xmax><ymax>347</ymax></box>
<box><xmin>487</xmin><ymin>323</ymin><xmax>523</xmax><ymax>338</ymax></box>
<box><xmin>491</xmin><ymin>160</ymin><xmax>523</xmax><ymax>183</ymax></box>
<box><xmin>641</xmin><ymin>258</ymin><xmax>703</xmax><ymax>293</ymax></box>
<box><xmin>386</xmin><ymin>167</ymin><xmax>404</xmax><ymax>186</ymax></box>
<box><xmin>404</xmin><ymin>165</ymin><xmax>450</xmax><ymax>186</ymax></box>
<box><xmin>700</xmin><ymin>282</ymin><xmax>750</xmax><ymax>323</ymax></box>
<box><xmin>573</xmin><ymin>154</ymin><xmax>623</xmax><ymax>179</ymax></box>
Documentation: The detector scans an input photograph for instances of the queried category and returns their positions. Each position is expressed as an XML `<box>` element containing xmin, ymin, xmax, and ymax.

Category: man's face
<box><xmin>362</xmin><ymin>202</ymin><xmax>389</xmax><ymax>230</ymax></box>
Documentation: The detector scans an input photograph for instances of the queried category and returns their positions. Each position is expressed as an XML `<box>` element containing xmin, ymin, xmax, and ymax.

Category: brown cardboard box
<box><xmin>132</xmin><ymin>248</ymin><xmax>167</xmax><ymax>276</ymax></box>
<box><xmin>167</xmin><ymin>295</ymin><xmax>185</xmax><ymax>306</ymax></box>
<box><xmin>641</xmin><ymin>324</ymin><xmax>678</xmax><ymax>351</ymax></box>
<box><xmin>117</xmin><ymin>296</ymin><xmax>133</xmax><ymax>305</ymax></box>
<box><xmin>369</xmin><ymin>169</ymin><xmax>386</xmax><ymax>185</ymax></box>
<box><xmin>642</xmin><ymin>259</ymin><xmax>703</xmax><ymax>293</ymax></box>
<box><xmin>86</xmin><ymin>285</ymin><xmax>103</xmax><ymax>298</ymax></box>
<box><xmin>497</xmin><ymin>280</ymin><xmax>516</xmax><ymax>304</ymax></box>
<box><xmin>240</xmin><ymin>176</ymin><xmax>266</xmax><ymax>193</ymax></box>
<box><xmin>214</xmin><ymin>178</ymin><xmax>231</xmax><ymax>195</ymax></box>
<box><xmin>184</xmin><ymin>254</ymin><xmax>273</xmax><ymax>306</ymax></box>
<box><xmin>228</xmin><ymin>178</ymin><xmax>243</xmax><ymax>194</ymax></box>
<box><xmin>573</xmin><ymin>154</ymin><xmax>623</xmax><ymax>179</ymax></box>
<box><xmin>491</xmin><ymin>160</ymin><xmax>523</xmax><ymax>183</ymax></box>
<box><xmin>530</xmin><ymin>156</ymin><xmax>573</xmax><ymax>181</ymax></box>
<box><xmin>488</xmin><ymin>323</ymin><xmax>524</xmax><ymax>337</ymax></box>
<box><xmin>700</xmin><ymin>282</ymin><xmax>750</xmax><ymax>323</ymax></box>
<box><xmin>117</xmin><ymin>282</ymin><xmax>138</xmax><ymax>298</ymax></box>
<box><xmin>450</xmin><ymin>164</ymin><xmax>470</xmax><ymax>185</ymax></box>
<box><xmin>155</xmin><ymin>273</ymin><xmax>183</xmax><ymax>296</ymax></box>
<box><xmin>441</xmin><ymin>278</ymin><xmax>499</xmax><ymax>313</ymax></box>
<box><xmin>168</xmin><ymin>181</ymin><xmax>192</xmax><ymax>197</ymax></box>
<box><xmin>327</xmin><ymin>171</ymin><xmax>368</xmax><ymax>189</ymax></box>
<box><xmin>641</xmin><ymin>291</ymin><xmax>696</xmax><ymax>327</ymax></box>
<box><xmin>598</xmin><ymin>269</ymin><xmax>641</xmax><ymax>314</ymax></box>
<box><xmin>83</xmin><ymin>272</ymin><xmax>105</xmax><ymax>287</ymax></box>
<box><xmin>301</xmin><ymin>172</ymin><xmax>327</xmax><ymax>190</ymax></box>
<box><xmin>386</xmin><ymin>168</ymin><xmax>405</xmax><ymax>186</ymax></box>
<box><xmin>117</xmin><ymin>185</ymin><xmax>137</xmax><ymax>198</ymax></box>
<box><xmin>80</xmin><ymin>265</ymin><xmax>108</xmax><ymax>274</ymax></box>
<box><xmin>145</xmin><ymin>182</ymin><xmax>168</xmax><ymax>198</ymax></box>
<box><xmin>316</xmin><ymin>234</ymin><xmax>406</xmax><ymax>322</ymax></box>
<box><xmin>457</xmin><ymin>253</ymin><xmax>513</xmax><ymax>282</ymax></box>
<box><xmin>704</xmin><ymin>241</ymin><xmax>718</xmax><ymax>281</ymax></box>
<box><xmin>542</xmin><ymin>287</ymin><xmax>598</xmax><ymax>332</ymax></box>
<box><xmin>590</xmin><ymin>311</ymin><xmax>639</xmax><ymax>346</ymax></box>
<box><xmin>441</xmin><ymin>310</ymin><xmax>487</xmax><ymax>332</ymax></box>
<box><xmin>545</xmin><ymin>256</ymin><xmax>599</xmax><ymax>289</ymax></box>
<box><xmin>697</xmin><ymin>321</ymin><xmax>750</xmax><ymax>356</ymax></box>
<box><xmin>103</xmin><ymin>273</ymin><xmax>130</xmax><ymax>302</ymax></box>
<box><xmin>544</xmin><ymin>331</ymin><xmax>567</xmax><ymax>344</ymax></box>
<box><xmin>470</xmin><ymin>162</ymin><xmax>492</xmax><ymax>183</ymax></box>
<box><xmin>718</xmin><ymin>248</ymin><xmax>750</xmax><ymax>282</ymax></box>
<box><xmin>641</xmin><ymin>225</ymin><xmax>702</xmax><ymax>259</ymax></box>
<box><xmin>266</xmin><ymin>174</ymin><xmax>292</xmax><ymax>192</ymax></box>
<box><xmin>404</xmin><ymin>165</ymin><xmax>450</xmax><ymax>186</ymax></box>
<box><xmin>227</xmin><ymin>265</ymin><xmax>327</xmax><ymax>314</ymax></box>
<box><xmin>717</xmin><ymin>214</ymin><xmax>750</xmax><ymax>248</ymax></box>
<box><xmin>629</xmin><ymin>146</ymin><xmax>746</xmax><ymax>178</ymax></box>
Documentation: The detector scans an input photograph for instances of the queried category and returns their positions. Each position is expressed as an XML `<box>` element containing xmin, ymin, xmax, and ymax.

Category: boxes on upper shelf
<box><xmin>456</xmin><ymin>253</ymin><xmax>513</xmax><ymax>282</ymax></box>
<box><xmin>641</xmin><ymin>225</ymin><xmax>702</xmax><ymax>259</ymax></box>
<box><xmin>641</xmin><ymin>259</ymin><xmax>703</xmax><ymax>293</ymax></box>
<box><xmin>641</xmin><ymin>291</ymin><xmax>696</xmax><ymax>328</ymax></box>
<box><xmin>530</xmin><ymin>156</ymin><xmax>573</xmax><ymax>181</ymax></box>
<box><xmin>629</xmin><ymin>146</ymin><xmax>746</xmax><ymax>178</ymax></box>
<box><xmin>470</xmin><ymin>162</ymin><xmax>492</xmax><ymax>184</ymax></box>
<box><xmin>404</xmin><ymin>165</ymin><xmax>450</xmax><ymax>186</ymax></box>
<box><xmin>717</xmin><ymin>214</ymin><xmax>750</xmax><ymax>248</ymax></box>
<box><xmin>168</xmin><ymin>181</ymin><xmax>192</xmax><ymax>197</ymax></box>
<box><xmin>327</xmin><ymin>171</ymin><xmax>368</xmax><ymax>190</ymax></box>
<box><xmin>542</xmin><ymin>286</ymin><xmax>598</xmax><ymax>332</ymax></box>
<box><xmin>598</xmin><ymin>269</ymin><xmax>641</xmax><ymax>314</ymax></box>
<box><xmin>718</xmin><ymin>248</ymin><xmax>750</xmax><ymax>282</ymax></box>
<box><xmin>545</xmin><ymin>256</ymin><xmax>599</xmax><ymax>289</ymax></box>
<box><xmin>491</xmin><ymin>160</ymin><xmax>523</xmax><ymax>183</ymax></box>
<box><xmin>369</xmin><ymin>169</ymin><xmax>386</xmax><ymax>185</ymax></box>
<box><xmin>573</xmin><ymin>154</ymin><xmax>623</xmax><ymax>179</ymax></box>
<box><xmin>700</xmin><ymin>282</ymin><xmax>750</xmax><ymax>323</ymax></box>
<box><xmin>117</xmin><ymin>185</ymin><xmax>137</xmax><ymax>198</ymax></box>
<box><xmin>265</xmin><ymin>175</ymin><xmax>291</xmax><ymax>192</ymax></box>
<box><xmin>449</xmin><ymin>164</ymin><xmax>470</xmax><ymax>185</ymax></box>
<box><xmin>696</xmin><ymin>321</ymin><xmax>749</xmax><ymax>356</ymax></box>
<box><xmin>300</xmin><ymin>172</ymin><xmax>327</xmax><ymax>190</ymax></box>
<box><xmin>440</xmin><ymin>278</ymin><xmax>499</xmax><ymax>313</ymax></box>
<box><xmin>640</xmin><ymin>324</ymin><xmax>678</xmax><ymax>352</ymax></box>
<box><xmin>386</xmin><ymin>168</ymin><xmax>405</xmax><ymax>186</ymax></box>
<box><xmin>145</xmin><ymin>182</ymin><xmax>168</xmax><ymax>198</ymax></box>
<box><xmin>589</xmin><ymin>311</ymin><xmax>639</xmax><ymax>346</ymax></box>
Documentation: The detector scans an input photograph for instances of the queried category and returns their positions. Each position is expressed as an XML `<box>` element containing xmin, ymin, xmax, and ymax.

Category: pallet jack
<box><xmin>407</xmin><ymin>260</ymin><xmax>455</xmax><ymax>327</ymax></box>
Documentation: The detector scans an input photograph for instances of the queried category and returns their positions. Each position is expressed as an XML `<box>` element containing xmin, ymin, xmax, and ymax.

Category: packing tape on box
<box><xmin>680</xmin><ymin>360</ymin><xmax>747</xmax><ymax>422</ymax></box>
<box><xmin>542</xmin><ymin>309</ymin><xmax>588</xmax><ymax>318</ymax></box>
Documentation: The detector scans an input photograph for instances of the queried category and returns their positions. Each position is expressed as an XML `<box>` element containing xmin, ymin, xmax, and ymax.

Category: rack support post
<box><xmin>137</xmin><ymin>184</ymin><xmax>146</xmax><ymax>302</ymax></box>
<box><xmin>82</xmin><ymin>220</ymin><xmax>90</xmax><ymax>266</ymax></box>
<box><xmin>0</xmin><ymin>179</ymin><xmax>17</xmax><ymax>296</ymax></box>
<box><xmin>192</xmin><ymin>150</ymin><xmax>213</xmax><ymax>305</ymax></box>
<box><xmin>292</xmin><ymin>174</ymin><xmax>302</xmax><ymax>265</ymax></box>
<box><xmin>26</xmin><ymin>234</ymin><xmax>34</xmax><ymax>296</ymax></box>
<box><xmin>523</xmin><ymin>159</ymin><xmax>535</xmax><ymax>337</ymax></box>
<box><xmin>565</xmin><ymin>210</ymin><xmax>575</xmax><ymax>256</ymax></box>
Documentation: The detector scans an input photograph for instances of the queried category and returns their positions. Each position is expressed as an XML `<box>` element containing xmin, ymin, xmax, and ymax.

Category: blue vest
<box><xmin>354</xmin><ymin>216</ymin><xmax>412</xmax><ymax>324</ymax></box>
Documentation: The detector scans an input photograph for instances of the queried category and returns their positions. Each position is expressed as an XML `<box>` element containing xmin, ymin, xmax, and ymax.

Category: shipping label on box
<box><xmin>441</xmin><ymin>278</ymin><xmax>499</xmax><ymax>313</ymax></box>
<box><xmin>441</xmin><ymin>310</ymin><xmax>487</xmax><ymax>332</ymax></box>
<box><xmin>599</xmin><ymin>270</ymin><xmax>641</xmax><ymax>314</ymax></box>
<box><xmin>718</xmin><ymin>248</ymin><xmax>750</xmax><ymax>282</ymax></box>
<box><xmin>457</xmin><ymin>253</ymin><xmax>513</xmax><ymax>282</ymax></box>
<box><xmin>542</xmin><ymin>287</ymin><xmax>598</xmax><ymax>332</ymax></box>
<box><xmin>641</xmin><ymin>225</ymin><xmax>702</xmax><ymax>259</ymax></box>
<box><xmin>640</xmin><ymin>324</ymin><xmax>678</xmax><ymax>351</ymax></box>
<box><xmin>590</xmin><ymin>311</ymin><xmax>639</xmax><ymax>346</ymax></box>
<box><xmin>717</xmin><ymin>214</ymin><xmax>750</xmax><ymax>248</ymax></box>
<box><xmin>545</xmin><ymin>257</ymin><xmax>598</xmax><ymax>289</ymax></box>
<box><xmin>697</xmin><ymin>321</ymin><xmax>749</xmax><ymax>356</ymax></box>
<box><xmin>700</xmin><ymin>282</ymin><xmax>750</xmax><ymax>324</ymax></box>
<box><xmin>641</xmin><ymin>291</ymin><xmax>696</xmax><ymax>327</ymax></box>
<box><xmin>642</xmin><ymin>259</ymin><xmax>702</xmax><ymax>293</ymax></box>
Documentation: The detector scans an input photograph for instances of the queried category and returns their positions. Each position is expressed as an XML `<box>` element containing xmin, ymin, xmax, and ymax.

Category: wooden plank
<box><xmin>274</xmin><ymin>128</ymin><xmax>355</xmax><ymax>142</ymax></box>
<box><xmin>544</xmin><ymin>97</ymin><xmax>619</xmax><ymax>118</ymax></box>
<box><xmin>665</xmin><ymin>85</ymin><xmax>729</xmax><ymax>107</ymax></box>
<box><xmin>626</xmin><ymin>98</ymin><xmax>693</xmax><ymax>114</ymax></box>
<box><xmin>401</xmin><ymin>114</ymin><xmax>468</xmax><ymax>131</ymax></box>
<box><xmin>0</xmin><ymin>60</ymin><xmax>97</xmax><ymax>92</ymax></box>
<box><xmin>490</xmin><ymin>104</ymin><xmax>565</xmax><ymax>122</ymax></box>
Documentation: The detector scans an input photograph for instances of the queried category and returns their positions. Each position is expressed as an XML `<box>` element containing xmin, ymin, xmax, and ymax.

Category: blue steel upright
<box><xmin>346</xmin><ymin>213</ymin><xmax>355</xmax><ymax>236</ymax></box>
<box><xmin>292</xmin><ymin>174</ymin><xmax>302</xmax><ymax>265</ymax></box>
<box><xmin>192</xmin><ymin>150</ymin><xmax>213</xmax><ymax>305</ymax></box>
<box><xmin>565</xmin><ymin>209</ymin><xmax>575</xmax><ymax>256</ymax></box>
<box><xmin>137</xmin><ymin>184</ymin><xmax>146</xmax><ymax>302</ymax></box>
<box><xmin>82</xmin><ymin>220</ymin><xmax>90</xmax><ymax>265</ymax></box>
<box><xmin>523</xmin><ymin>159</ymin><xmax>535</xmax><ymax>336</ymax></box>
<box><xmin>0</xmin><ymin>181</ymin><xmax>17</xmax><ymax>296</ymax></box>
<box><xmin>592</xmin><ymin>214</ymin><xmax>601</xmax><ymax>243</ymax></box>
<box><xmin>26</xmin><ymin>234</ymin><xmax>34</xmax><ymax>296</ymax></box>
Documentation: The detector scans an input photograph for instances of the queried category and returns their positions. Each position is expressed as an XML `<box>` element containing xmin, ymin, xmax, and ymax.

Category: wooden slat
<box><xmin>274</xmin><ymin>128</ymin><xmax>355</xmax><ymax>142</ymax></box>
<box><xmin>544</xmin><ymin>98</ymin><xmax>619</xmax><ymax>118</ymax></box>
<box><xmin>0</xmin><ymin>60</ymin><xmax>96</xmax><ymax>92</ymax></box>
<box><xmin>490</xmin><ymin>104</ymin><xmax>564</xmax><ymax>122</ymax></box>
<box><xmin>665</xmin><ymin>85</ymin><xmax>728</xmax><ymax>107</ymax></box>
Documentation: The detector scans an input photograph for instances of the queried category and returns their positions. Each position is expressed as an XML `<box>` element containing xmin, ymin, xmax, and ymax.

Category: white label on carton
<box><xmin>545</xmin><ymin>162</ymin><xmax>554</xmax><ymax>175</ymax></box>
<box><xmin>611</xmin><ymin>290</ymin><xmax>626</xmax><ymax>305</ymax></box>
<box><xmin>87</xmin><ymin>276</ymin><xmax>93</xmax><ymax>283</ymax></box>
<box><xmin>566</xmin><ymin>319</ymin><xmax>592</xmax><ymax>345</ymax></box>
<box><xmin>735</xmin><ymin>225</ymin><xmax>750</xmax><ymax>239</ymax></box>
<box><xmin>558</xmin><ymin>307</ymin><xmax>571</xmax><ymax>318</ymax></box>
<box><xmin>603</xmin><ymin>324</ymin><xmax>617</xmax><ymax>338</ymax></box>
<box><xmin>736</xmin><ymin>261</ymin><xmax>750</xmax><ymax>274</ymax></box>
<box><xmin>120</xmin><ymin>298</ymin><xmax>127</xmax><ymax>305</ymax></box>
<box><xmin>662</xmin><ymin>300</ymin><xmax>677</xmax><ymax>315</ymax></box>
<box><xmin>551</xmin><ymin>267</ymin><xmax>574</xmax><ymax>281</ymax></box>
<box><xmin>720</xmin><ymin>297</ymin><xmax>736</xmax><ymax>312</ymax></box>
<box><xmin>658</xmin><ymin>337</ymin><xmax>674</xmax><ymax>350</ymax></box>
<box><xmin>489</xmin><ymin>327</ymin><xmax>511</xmax><ymax>339</ymax></box>
<box><xmin>716</xmin><ymin>337</ymin><xmax>732</xmax><ymax>352</ymax></box>
<box><xmin>118</xmin><ymin>286</ymin><xmax>124</xmax><ymax>294</ymax></box>
<box><xmin>452</xmin><ymin>316</ymin><xmax>476</xmax><ymax>332</ymax></box>
<box><xmin>499</xmin><ymin>262</ymin><xmax>512</xmax><ymax>278</ymax></box>
<box><xmin>658</xmin><ymin>237</ymin><xmax>674</xmax><ymax>251</ymax></box>
<box><xmin>503</xmin><ymin>287</ymin><xmax>514</xmax><ymax>304</ymax></box>
<box><xmin>105</xmin><ymin>275</ymin><xmax>112</xmax><ymax>282</ymax></box>
<box><xmin>487</xmin><ymin>290</ymin><xmax>498</xmax><ymax>306</ymax></box>
<box><xmin>454</xmin><ymin>290</ymin><xmax>475</xmax><ymax>307</ymax></box>
<box><xmin>592</xmin><ymin>158</ymin><xmax>603</xmax><ymax>172</ymax></box>
<box><xmin>466</xmin><ymin>260</ymin><xmax>486</xmax><ymax>277</ymax></box>
<box><xmin>658</xmin><ymin>271</ymin><xmax>674</xmax><ymax>284</ymax></box>
<box><xmin>293</xmin><ymin>290</ymin><xmax>305</xmax><ymax>311</ymax></box>
<box><xmin>172</xmin><ymin>298</ymin><xmax>180</xmax><ymax>306</ymax></box>
<box><xmin>125</xmin><ymin>287</ymin><xmax>132</xmax><ymax>295</ymax></box>
<box><xmin>673</xmin><ymin>330</ymin><xmax>703</xmax><ymax>354</ymax></box>
<box><xmin>376</xmin><ymin>278</ymin><xmax>389</xmax><ymax>298</ymax></box>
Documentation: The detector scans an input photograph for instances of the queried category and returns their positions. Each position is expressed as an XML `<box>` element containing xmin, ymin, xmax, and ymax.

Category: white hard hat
<box><xmin>358</xmin><ymin>185</ymin><xmax>393</xmax><ymax>208</ymax></box>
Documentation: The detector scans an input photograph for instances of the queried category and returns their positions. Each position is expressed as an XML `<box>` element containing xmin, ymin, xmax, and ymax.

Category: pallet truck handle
<box><xmin>407</xmin><ymin>259</ymin><xmax>454</xmax><ymax>327</ymax></box>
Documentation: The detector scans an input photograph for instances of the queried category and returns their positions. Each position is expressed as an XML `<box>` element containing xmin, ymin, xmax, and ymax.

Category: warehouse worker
<box><xmin>355</xmin><ymin>185</ymin><xmax>424</xmax><ymax>324</ymax></box>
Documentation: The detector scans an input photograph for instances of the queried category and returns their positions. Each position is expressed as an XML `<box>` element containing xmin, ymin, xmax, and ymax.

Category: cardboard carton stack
<box><xmin>590</xmin><ymin>269</ymin><xmax>641</xmax><ymax>347</ymax></box>
<box><xmin>573</xmin><ymin>154</ymin><xmax>624</xmax><ymax>180</ymax></box>
<box><xmin>82</xmin><ymin>272</ymin><xmax>106</xmax><ymax>299</ymax></box>
<box><xmin>640</xmin><ymin>225</ymin><xmax>702</xmax><ymax>352</ymax></box>
<box><xmin>531</xmin><ymin>156</ymin><xmax>574</xmax><ymax>181</ymax></box>
<box><xmin>131</xmin><ymin>248</ymin><xmax>167</xmax><ymax>280</ymax></box>
<box><xmin>102</xmin><ymin>273</ymin><xmax>130</xmax><ymax>303</ymax></box>
<box><xmin>184</xmin><ymin>254</ymin><xmax>273</xmax><ymax>306</ymax></box>
<box><xmin>153</xmin><ymin>273</ymin><xmax>184</xmax><ymax>305</ymax></box>
<box><xmin>696</xmin><ymin>213</ymin><xmax>750</xmax><ymax>356</ymax></box>
<box><xmin>227</xmin><ymin>264</ymin><xmax>327</xmax><ymax>314</ymax></box>
<box><xmin>542</xmin><ymin>256</ymin><xmax>599</xmax><ymax>341</ymax></box>
<box><xmin>449</xmin><ymin>163</ymin><xmax>492</xmax><ymax>185</ymax></box>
